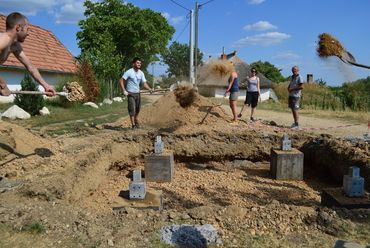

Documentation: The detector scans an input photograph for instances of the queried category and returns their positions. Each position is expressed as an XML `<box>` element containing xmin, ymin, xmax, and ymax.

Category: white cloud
<box><xmin>161</xmin><ymin>12</ymin><xmax>170</xmax><ymax>20</ymax></box>
<box><xmin>273</xmin><ymin>51</ymin><xmax>300</xmax><ymax>60</ymax></box>
<box><xmin>0</xmin><ymin>0</ymin><xmax>56</xmax><ymax>16</ymax></box>
<box><xmin>0</xmin><ymin>0</ymin><xmax>88</xmax><ymax>24</ymax></box>
<box><xmin>161</xmin><ymin>12</ymin><xmax>184</xmax><ymax>25</ymax></box>
<box><xmin>248</xmin><ymin>0</ymin><xmax>265</xmax><ymax>5</ymax></box>
<box><xmin>234</xmin><ymin>32</ymin><xmax>291</xmax><ymax>47</ymax></box>
<box><xmin>244</xmin><ymin>21</ymin><xmax>277</xmax><ymax>32</ymax></box>
<box><xmin>171</xmin><ymin>16</ymin><xmax>184</xmax><ymax>25</ymax></box>
<box><xmin>55</xmin><ymin>1</ymin><xmax>85</xmax><ymax>24</ymax></box>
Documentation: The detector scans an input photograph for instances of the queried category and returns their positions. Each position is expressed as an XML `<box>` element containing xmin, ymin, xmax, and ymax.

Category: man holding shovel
<box><xmin>0</xmin><ymin>12</ymin><xmax>55</xmax><ymax>96</ymax></box>
<box><xmin>119</xmin><ymin>57</ymin><xmax>153</xmax><ymax>129</ymax></box>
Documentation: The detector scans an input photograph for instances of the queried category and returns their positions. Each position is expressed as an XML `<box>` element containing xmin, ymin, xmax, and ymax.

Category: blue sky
<box><xmin>1</xmin><ymin>0</ymin><xmax>370</xmax><ymax>86</ymax></box>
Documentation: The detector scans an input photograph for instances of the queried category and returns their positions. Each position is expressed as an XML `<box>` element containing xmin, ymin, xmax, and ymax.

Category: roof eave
<box><xmin>0</xmin><ymin>65</ymin><xmax>76</xmax><ymax>74</ymax></box>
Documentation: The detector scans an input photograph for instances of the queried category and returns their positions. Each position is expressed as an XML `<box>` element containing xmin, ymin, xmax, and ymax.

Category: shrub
<box><xmin>77</xmin><ymin>59</ymin><xmax>100</xmax><ymax>102</ymax></box>
<box><xmin>14</xmin><ymin>73</ymin><xmax>45</xmax><ymax>115</ymax></box>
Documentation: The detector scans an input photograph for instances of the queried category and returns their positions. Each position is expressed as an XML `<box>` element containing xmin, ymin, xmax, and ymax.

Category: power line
<box><xmin>173</xmin><ymin>18</ymin><xmax>190</xmax><ymax>42</ymax></box>
<box><xmin>199</xmin><ymin>0</ymin><xmax>216</xmax><ymax>7</ymax></box>
<box><xmin>169</xmin><ymin>0</ymin><xmax>190</xmax><ymax>11</ymax></box>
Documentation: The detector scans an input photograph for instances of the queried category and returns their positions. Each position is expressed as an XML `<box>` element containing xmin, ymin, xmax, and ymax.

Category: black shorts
<box><xmin>288</xmin><ymin>96</ymin><xmax>300</xmax><ymax>110</ymax></box>
<box><xmin>127</xmin><ymin>93</ymin><xmax>141</xmax><ymax>116</ymax></box>
<box><xmin>244</xmin><ymin>91</ymin><xmax>259</xmax><ymax>108</ymax></box>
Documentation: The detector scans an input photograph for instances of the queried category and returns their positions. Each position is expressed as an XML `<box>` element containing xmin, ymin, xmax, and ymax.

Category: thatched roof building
<box><xmin>198</xmin><ymin>54</ymin><xmax>272</xmax><ymax>89</ymax></box>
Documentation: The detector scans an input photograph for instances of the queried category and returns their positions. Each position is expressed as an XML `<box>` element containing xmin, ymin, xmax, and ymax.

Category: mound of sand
<box><xmin>0</xmin><ymin>121</ymin><xmax>55</xmax><ymax>160</ymax></box>
<box><xmin>139</xmin><ymin>92</ymin><xmax>230</xmax><ymax>128</ymax></box>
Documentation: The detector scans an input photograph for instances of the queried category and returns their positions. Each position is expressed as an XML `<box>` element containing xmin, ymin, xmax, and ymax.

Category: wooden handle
<box><xmin>10</xmin><ymin>91</ymin><xmax>68</xmax><ymax>97</ymax></box>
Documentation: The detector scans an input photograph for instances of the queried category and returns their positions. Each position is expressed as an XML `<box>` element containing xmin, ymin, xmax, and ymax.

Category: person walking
<box><xmin>224</xmin><ymin>63</ymin><xmax>239</xmax><ymax>124</ymax></box>
<box><xmin>0</xmin><ymin>12</ymin><xmax>55</xmax><ymax>96</ymax></box>
<box><xmin>238</xmin><ymin>68</ymin><xmax>260</xmax><ymax>121</ymax></box>
<box><xmin>288</xmin><ymin>65</ymin><xmax>304</xmax><ymax>129</ymax></box>
<box><xmin>119</xmin><ymin>57</ymin><xmax>152</xmax><ymax>129</ymax></box>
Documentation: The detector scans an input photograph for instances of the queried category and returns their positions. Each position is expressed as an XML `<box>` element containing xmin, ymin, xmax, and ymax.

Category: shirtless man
<box><xmin>0</xmin><ymin>12</ymin><xmax>55</xmax><ymax>96</ymax></box>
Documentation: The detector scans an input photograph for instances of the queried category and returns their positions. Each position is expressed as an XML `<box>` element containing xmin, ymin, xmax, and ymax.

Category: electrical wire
<box><xmin>172</xmin><ymin>18</ymin><xmax>190</xmax><ymax>42</ymax></box>
<box><xmin>169</xmin><ymin>0</ymin><xmax>190</xmax><ymax>11</ymax></box>
<box><xmin>199</xmin><ymin>0</ymin><xmax>216</xmax><ymax>7</ymax></box>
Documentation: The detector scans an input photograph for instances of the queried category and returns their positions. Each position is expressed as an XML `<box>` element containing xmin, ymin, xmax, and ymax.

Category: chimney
<box><xmin>220</xmin><ymin>46</ymin><xmax>227</xmax><ymax>60</ymax></box>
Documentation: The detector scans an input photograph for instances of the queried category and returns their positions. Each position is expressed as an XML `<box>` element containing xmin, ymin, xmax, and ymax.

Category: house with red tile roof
<box><xmin>0</xmin><ymin>14</ymin><xmax>77</xmax><ymax>102</ymax></box>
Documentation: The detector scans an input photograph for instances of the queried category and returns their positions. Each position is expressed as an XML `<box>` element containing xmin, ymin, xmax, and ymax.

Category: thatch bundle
<box><xmin>174</xmin><ymin>84</ymin><xmax>197</xmax><ymax>108</ymax></box>
<box><xmin>317</xmin><ymin>33</ymin><xmax>345</xmax><ymax>58</ymax></box>
<box><xmin>208</xmin><ymin>59</ymin><xmax>235</xmax><ymax>78</ymax></box>
<box><xmin>64</xmin><ymin>81</ymin><xmax>86</xmax><ymax>102</ymax></box>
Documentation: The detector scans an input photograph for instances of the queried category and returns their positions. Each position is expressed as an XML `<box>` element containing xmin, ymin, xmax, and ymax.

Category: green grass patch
<box><xmin>24</xmin><ymin>223</ymin><xmax>45</xmax><ymax>234</ymax></box>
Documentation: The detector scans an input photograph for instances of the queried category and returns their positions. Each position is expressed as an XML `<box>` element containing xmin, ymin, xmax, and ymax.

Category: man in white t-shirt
<box><xmin>119</xmin><ymin>57</ymin><xmax>152</xmax><ymax>129</ymax></box>
<box><xmin>288</xmin><ymin>65</ymin><xmax>304</xmax><ymax>129</ymax></box>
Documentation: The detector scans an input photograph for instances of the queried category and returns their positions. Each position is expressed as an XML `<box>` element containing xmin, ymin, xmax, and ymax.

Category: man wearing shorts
<box><xmin>288</xmin><ymin>66</ymin><xmax>304</xmax><ymax>129</ymax></box>
<box><xmin>0</xmin><ymin>12</ymin><xmax>55</xmax><ymax>96</ymax></box>
<box><xmin>119</xmin><ymin>57</ymin><xmax>152</xmax><ymax>129</ymax></box>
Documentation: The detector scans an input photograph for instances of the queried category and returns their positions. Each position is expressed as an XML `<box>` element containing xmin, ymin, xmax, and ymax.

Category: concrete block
<box><xmin>270</xmin><ymin>148</ymin><xmax>304</xmax><ymax>180</ymax></box>
<box><xmin>112</xmin><ymin>189</ymin><xmax>163</xmax><ymax>211</ymax></box>
<box><xmin>129</xmin><ymin>181</ymin><xmax>146</xmax><ymax>199</ymax></box>
<box><xmin>343</xmin><ymin>175</ymin><xmax>365</xmax><ymax>197</ymax></box>
<box><xmin>321</xmin><ymin>187</ymin><xmax>370</xmax><ymax>209</ymax></box>
<box><xmin>145</xmin><ymin>151</ymin><xmax>174</xmax><ymax>182</ymax></box>
<box><xmin>133</xmin><ymin>169</ymin><xmax>143</xmax><ymax>182</ymax></box>
<box><xmin>280</xmin><ymin>133</ymin><xmax>292</xmax><ymax>151</ymax></box>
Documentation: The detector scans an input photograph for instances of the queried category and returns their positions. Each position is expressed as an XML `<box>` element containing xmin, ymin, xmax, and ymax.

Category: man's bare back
<box><xmin>0</xmin><ymin>12</ymin><xmax>55</xmax><ymax>96</ymax></box>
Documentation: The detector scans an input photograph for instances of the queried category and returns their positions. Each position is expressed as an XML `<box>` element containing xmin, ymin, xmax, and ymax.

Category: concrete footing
<box><xmin>145</xmin><ymin>151</ymin><xmax>174</xmax><ymax>182</ymax></box>
<box><xmin>112</xmin><ymin>189</ymin><xmax>163</xmax><ymax>211</ymax></box>
<box><xmin>321</xmin><ymin>188</ymin><xmax>370</xmax><ymax>209</ymax></box>
<box><xmin>270</xmin><ymin>148</ymin><xmax>304</xmax><ymax>180</ymax></box>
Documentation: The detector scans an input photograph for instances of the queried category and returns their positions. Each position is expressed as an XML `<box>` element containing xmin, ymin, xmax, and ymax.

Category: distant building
<box><xmin>197</xmin><ymin>51</ymin><xmax>277</xmax><ymax>102</ymax></box>
<box><xmin>0</xmin><ymin>15</ymin><xmax>77</xmax><ymax>102</ymax></box>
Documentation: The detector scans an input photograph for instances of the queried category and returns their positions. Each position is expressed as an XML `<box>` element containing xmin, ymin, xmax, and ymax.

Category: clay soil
<box><xmin>0</xmin><ymin>92</ymin><xmax>369</xmax><ymax>248</ymax></box>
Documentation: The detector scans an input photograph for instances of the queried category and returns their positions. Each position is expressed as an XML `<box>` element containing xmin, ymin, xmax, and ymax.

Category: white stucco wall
<box><xmin>0</xmin><ymin>68</ymin><xmax>72</xmax><ymax>103</ymax></box>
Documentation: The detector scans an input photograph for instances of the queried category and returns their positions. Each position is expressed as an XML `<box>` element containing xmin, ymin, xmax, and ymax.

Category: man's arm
<box><xmin>143</xmin><ymin>81</ymin><xmax>152</xmax><ymax>91</ymax></box>
<box><xmin>119</xmin><ymin>78</ymin><xmax>128</xmax><ymax>96</ymax></box>
<box><xmin>13</xmin><ymin>47</ymin><xmax>55</xmax><ymax>95</ymax></box>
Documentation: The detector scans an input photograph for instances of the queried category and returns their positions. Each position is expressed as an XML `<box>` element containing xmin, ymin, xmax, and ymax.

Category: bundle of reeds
<box><xmin>64</xmin><ymin>81</ymin><xmax>86</xmax><ymax>102</ymax></box>
<box><xmin>317</xmin><ymin>33</ymin><xmax>345</xmax><ymax>58</ymax></box>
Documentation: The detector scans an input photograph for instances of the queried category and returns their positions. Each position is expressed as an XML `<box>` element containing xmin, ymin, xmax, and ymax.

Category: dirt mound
<box><xmin>140</xmin><ymin>92</ymin><xmax>230</xmax><ymax>128</ymax></box>
<box><xmin>0</xmin><ymin>121</ymin><xmax>55</xmax><ymax>160</ymax></box>
<box><xmin>174</xmin><ymin>85</ymin><xmax>197</xmax><ymax>108</ymax></box>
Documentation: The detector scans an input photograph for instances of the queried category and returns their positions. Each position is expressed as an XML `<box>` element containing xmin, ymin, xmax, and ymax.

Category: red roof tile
<box><xmin>0</xmin><ymin>15</ymin><xmax>77</xmax><ymax>73</ymax></box>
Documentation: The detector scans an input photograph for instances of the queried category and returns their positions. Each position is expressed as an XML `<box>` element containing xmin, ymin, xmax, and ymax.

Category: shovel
<box><xmin>10</xmin><ymin>90</ymin><xmax>69</xmax><ymax>97</ymax></box>
<box><xmin>339</xmin><ymin>51</ymin><xmax>370</xmax><ymax>69</ymax></box>
<box><xmin>199</xmin><ymin>96</ymin><xmax>225</xmax><ymax>125</ymax></box>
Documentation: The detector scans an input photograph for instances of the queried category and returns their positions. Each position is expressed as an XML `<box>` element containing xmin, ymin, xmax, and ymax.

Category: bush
<box><xmin>77</xmin><ymin>59</ymin><xmax>100</xmax><ymax>102</ymax></box>
<box><xmin>273</xmin><ymin>82</ymin><xmax>341</xmax><ymax>110</ymax></box>
<box><xmin>14</xmin><ymin>73</ymin><xmax>45</xmax><ymax>115</ymax></box>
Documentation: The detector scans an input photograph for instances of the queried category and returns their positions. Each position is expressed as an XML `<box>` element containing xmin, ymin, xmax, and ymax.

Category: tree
<box><xmin>161</xmin><ymin>42</ymin><xmax>203</xmax><ymax>78</ymax></box>
<box><xmin>77</xmin><ymin>0</ymin><xmax>175</xmax><ymax>77</ymax></box>
<box><xmin>14</xmin><ymin>73</ymin><xmax>45</xmax><ymax>116</ymax></box>
<box><xmin>250</xmin><ymin>60</ymin><xmax>285</xmax><ymax>83</ymax></box>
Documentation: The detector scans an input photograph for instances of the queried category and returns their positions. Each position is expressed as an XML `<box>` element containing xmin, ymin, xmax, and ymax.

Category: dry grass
<box><xmin>317</xmin><ymin>33</ymin><xmax>345</xmax><ymax>58</ymax></box>
<box><xmin>64</xmin><ymin>81</ymin><xmax>86</xmax><ymax>102</ymax></box>
<box><xmin>203</xmin><ymin>59</ymin><xmax>235</xmax><ymax>78</ymax></box>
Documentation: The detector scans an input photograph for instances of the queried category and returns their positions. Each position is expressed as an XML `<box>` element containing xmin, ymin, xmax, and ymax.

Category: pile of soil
<box><xmin>0</xmin><ymin>121</ymin><xmax>55</xmax><ymax>161</ymax></box>
<box><xmin>139</xmin><ymin>92</ymin><xmax>230</xmax><ymax>129</ymax></box>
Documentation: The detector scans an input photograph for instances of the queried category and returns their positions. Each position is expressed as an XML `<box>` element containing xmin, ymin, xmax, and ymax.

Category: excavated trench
<box><xmin>63</xmin><ymin>130</ymin><xmax>369</xmax><ymax>211</ymax></box>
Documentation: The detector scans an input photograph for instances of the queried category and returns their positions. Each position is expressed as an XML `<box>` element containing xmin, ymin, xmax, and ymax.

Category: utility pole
<box><xmin>194</xmin><ymin>0</ymin><xmax>199</xmax><ymax>89</ymax></box>
<box><xmin>189</xmin><ymin>10</ymin><xmax>195</xmax><ymax>85</ymax></box>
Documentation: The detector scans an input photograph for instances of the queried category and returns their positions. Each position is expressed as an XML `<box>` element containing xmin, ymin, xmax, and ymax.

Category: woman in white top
<box><xmin>238</xmin><ymin>68</ymin><xmax>260</xmax><ymax>121</ymax></box>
